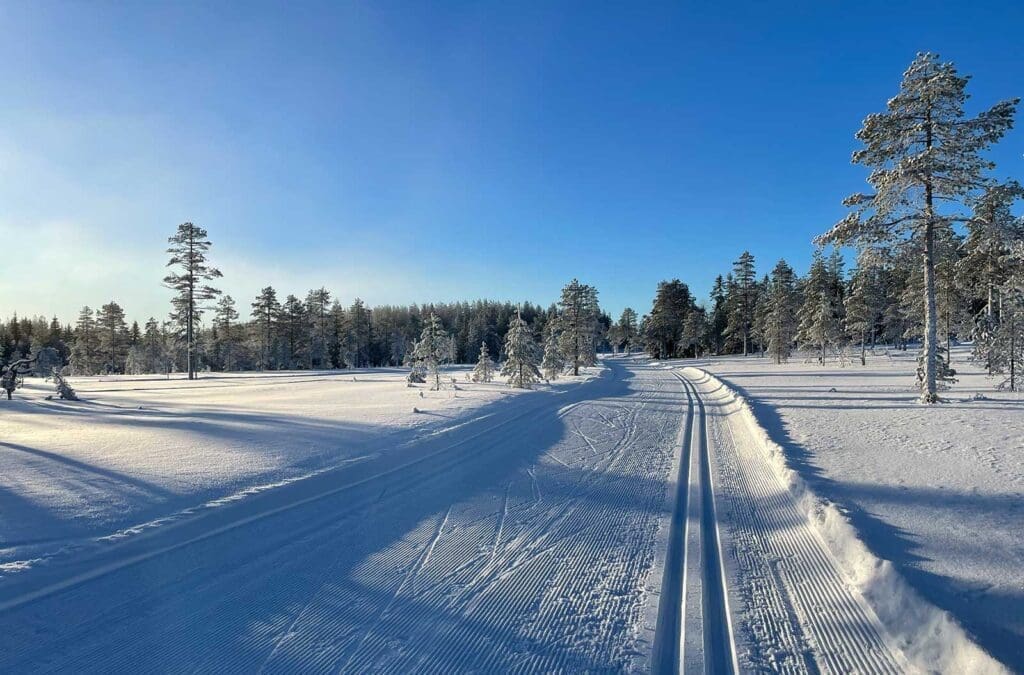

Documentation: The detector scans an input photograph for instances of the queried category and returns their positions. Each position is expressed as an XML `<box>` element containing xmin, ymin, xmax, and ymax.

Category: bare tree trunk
<box><xmin>985</xmin><ymin>284</ymin><xmax>994</xmax><ymax>375</ymax></box>
<box><xmin>861</xmin><ymin>329</ymin><xmax>867</xmax><ymax>366</ymax></box>
<box><xmin>921</xmin><ymin>114</ymin><xmax>939</xmax><ymax>403</ymax></box>
<box><xmin>819</xmin><ymin>300</ymin><xmax>827</xmax><ymax>366</ymax></box>
<box><xmin>946</xmin><ymin>313</ymin><xmax>952</xmax><ymax>366</ymax></box>
<box><xmin>922</xmin><ymin>219</ymin><xmax>939</xmax><ymax>402</ymax></box>
<box><xmin>187</xmin><ymin>233</ymin><xmax>196</xmax><ymax>380</ymax></box>
<box><xmin>187</xmin><ymin>302</ymin><xmax>193</xmax><ymax>380</ymax></box>
<box><xmin>1011</xmin><ymin>311</ymin><xmax>1017</xmax><ymax>392</ymax></box>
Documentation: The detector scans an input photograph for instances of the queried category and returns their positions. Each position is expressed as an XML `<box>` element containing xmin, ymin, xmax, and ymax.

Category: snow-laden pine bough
<box><xmin>49</xmin><ymin>367</ymin><xmax>78</xmax><ymax>401</ymax></box>
<box><xmin>1</xmin><ymin>356</ymin><xmax>37</xmax><ymax>400</ymax></box>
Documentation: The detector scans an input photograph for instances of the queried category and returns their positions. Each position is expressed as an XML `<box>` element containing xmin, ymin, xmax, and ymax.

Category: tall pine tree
<box><xmin>763</xmin><ymin>260</ymin><xmax>800</xmax><ymax>364</ymax></box>
<box><xmin>557</xmin><ymin>279</ymin><xmax>599</xmax><ymax>375</ymax></box>
<box><xmin>251</xmin><ymin>286</ymin><xmax>280</xmax><ymax>370</ymax></box>
<box><xmin>164</xmin><ymin>223</ymin><xmax>222</xmax><ymax>380</ymax></box>
<box><xmin>798</xmin><ymin>250</ymin><xmax>845</xmax><ymax>365</ymax></box>
<box><xmin>726</xmin><ymin>251</ymin><xmax>757</xmax><ymax>356</ymax></box>
<box><xmin>817</xmin><ymin>53</ymin><xmax>1017</xmax><ymax>401</ymax></box>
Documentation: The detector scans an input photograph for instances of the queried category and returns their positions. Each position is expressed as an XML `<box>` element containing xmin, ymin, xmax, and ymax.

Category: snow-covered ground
<box><xmin>0</xmin><ymin>367</ymin><xmax>555</xmax><ymax>577</ymax></box>
<box><xmin>693</xmin><ymin>345</ymin><xmax>1024</xmax><ymax>671</ymax></box>
<box><xmin>0</xmin><ymin>360</ymin><xmax>686</xmax><ymax>672</ymax></box>
<box><xmin>1</xmin><ymin>351</ymin><xmax>1018</xmax><ymax>672</ymax></box>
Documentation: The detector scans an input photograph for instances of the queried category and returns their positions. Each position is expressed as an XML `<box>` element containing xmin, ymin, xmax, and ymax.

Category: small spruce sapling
<box><xmin>541</xmin><ymin>330</ymin><xmax>564</xmax><ymax>380</ymax></box>
<box><xmin>472</xmin><ymin>341</ymin><xmax>495</xmax><ymax>383</ymax></box>
<box><xmin>502</xmin><ymin>311</ymin><xmax>542</xmax><ymax>389</ymax></box>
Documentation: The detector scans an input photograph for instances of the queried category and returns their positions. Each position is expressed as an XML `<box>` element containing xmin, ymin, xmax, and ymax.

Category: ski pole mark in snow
<box><xmin>338</xmin><ymin>506</ymin><xmax>454</xmax><ymax>673</ymax></box>
<box><xmin>526</xmin><ymin>466</ymin><xmax>543</xmax><ymax>504</ymax></box>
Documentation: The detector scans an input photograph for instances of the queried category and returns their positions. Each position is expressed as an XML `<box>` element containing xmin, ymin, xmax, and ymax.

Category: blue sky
<box><xmin>1</xmin><ymin>1</ymin><xmax>1022</xmax><ymax>323</ymax></box>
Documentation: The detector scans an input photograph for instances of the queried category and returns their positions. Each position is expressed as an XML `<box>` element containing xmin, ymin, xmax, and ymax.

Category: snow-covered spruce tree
<box><xmin>557</xmin><ymin>279</ymin><xmax>599</xmax><ymax>375</ymax></box>
<box><xmin>51</xmin><ymin>367</ymin><xmax>78</xmax><ymax>400</ymax></box>
<box><xmin>251</xmin><ymin>286</ymin><xmax>280</xmax><ymax>370</ymax></box>
<box><xmin>680</xmin><ymin>306</ymin><xmax>708</xmax><ymax>358</ymax></box>
<box><xmin>646</xmin><ymin>280</ymin><xmax>694</xmax><ymax>358</ymax></box>
<box><xmin>875</xmin><ymin>251</ymin><xmax>911</xmax><ymax>350</ymax></box>
<box><xmin>726</xmin><ymin>251</ymin><xmax>758</xmax><ymax>355</ymax></box>
<box><xmin>708</xmin><ymin>276</ymin><xmax>729</xmax><ymax>355</ymax></box>
<box><xmin>472</xmin><ymin>341</ymin><xmax>495</xmax><ymax>383</ymax></box>
<box><xmin>30</xmin><ymin>344</ymin><xmax>61</xmax><ymax>378</ymax></box>
<box><xmin>817</xmin><ymin>53</ymin><xmax>1018</xmax><ymax>402</ymax></box>
<box><xmin>1</xmin><ymin>356</ymin><xmax>35</xmax><ymax>400</ymax></box>
<box><xmin>984</xmin><ymin>242</ymin><xmax>1024</xmax><ymax>390</ymax></box>
<box><xmin>751</xmin><ymin>274</ymin><xmax>771</xmax><ymax>357</ymax></box>
<box><xmin>213</xmin><ymin>295</ymin><xmax>240</xmax><ymax>371</ymax></box>
<box><xmin>616</xmin><ymin>307</ymin><xmax>638</xmax><ymax>354</ymax></box>
<box><xmin>845</xmin><ymin>248</ymin><xmax>887</xmax><ymax>365</ymax></box>
<box><xmin>328</xmin><ymin>300</ymin><xmax>347</xmax><ymax>367</ymax></box>
<box><xmin>147</xmin><ymin>318</ymin><xmax>171</xmax><ymax>374</ymax></box>
<box><xmin>798</xmin><ymin>250</ymin><xmax>845</xmax><ymax>365</ymax></box>
<box><xmin>345</xmin><ymin>298</ymin><xmax>372</xmax><ymax>368</ymax></box>
<box><xmin>958</xmin><ymin>182</ymin><xmax>1024</xmax><ymax>373</ymax></box>
<box><xmin>164</xmin><ymin>223</ymin><xmax>222</xmax><ymax>380</ymax></box>
<box><xmin>960</xmin><ymin>183</ymin><xmax>1024</xmax><ymax>318</ymax></box>
<box><xmin>828</xmin><ymin>249</ymin><xmax>847</xmax><ymax>330</ymax></box>
<box><xmin>70</xmin><ymin>306</ymin><xmax>100</xmax><ymax>376</ymax></box>
<box><xmin>305</xmin><ymin>287</ymin><xmax>332</xmax><ymax>369</ymax></box>
<box><xmin>279</xmin><ymin>294</ymin><xmax>309</xmax><ymax>369</ymax></box>
<box><xmin>96</xmin><ymin>301</ymin><xmax>128</xmax><ymax>374</ymax></box>
<box><xmin>541</xmin><ymin>329</ymin><xmax>564</xmax><ymax>380</ymax></box>
<box><xmin>763</xmin><ymin>259</ymin><xmax>800</xmax><ymax>364</ymax></box>
<box><xmin>411</xmin><ymin>313</ymin><xmax>449</xmax><ymax>390</ymax></box>
<box><xmin>502</xmin><ymin>310</ymin><xmax>542</xmax><ymax>388</ymax></box>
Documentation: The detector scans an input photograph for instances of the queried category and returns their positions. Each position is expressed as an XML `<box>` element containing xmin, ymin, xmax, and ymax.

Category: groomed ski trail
<box><xmin>0</xmin><ymin>359</ymin><xmax>688</xmax><ymax>673</ymax></box>
<box><xmin>650</xmin><ymin>372</ymin><xmax>740</xmax><ymax>675</ymax></box>
<box><xmin>679</xmin><ymin>367</ymin><xmax>914</xmax><ymax>674</ymax></box>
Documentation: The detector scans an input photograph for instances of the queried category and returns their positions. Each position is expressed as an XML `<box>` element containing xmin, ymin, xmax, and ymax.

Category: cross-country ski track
<box><xmin>0</xmin><ymin>358</ymin><xmax>938</xmax><ymax>672</ymax></box>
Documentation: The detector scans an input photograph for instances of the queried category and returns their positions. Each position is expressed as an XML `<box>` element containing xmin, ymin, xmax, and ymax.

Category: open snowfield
<box><xmin>0</xmin><ymin>360</ymin><xmax>689</xmax><ymax>672</ymax></box>
<box><xmin>0</xmin><ymin>367</ymin><xmax>541</xmax><ymax>577</ymax></box>
<box><xmin>693</xmin><ymin>345</ymin><xmax>1024</xmax><ymax>671</ymax></box>
<box><xmin>0</xmin><ymin>353</ymin><xmax>1017</xmax><ymax>673</ymax></box>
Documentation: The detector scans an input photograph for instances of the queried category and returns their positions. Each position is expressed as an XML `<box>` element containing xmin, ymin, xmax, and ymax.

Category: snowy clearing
<box><xmin>0</xmin><ymin>367</ymin><xmax>571</xmax><ymax>577</ymax></box>
<box><xmin>0</xmin><ymin>360</ymin><xmax>683</xmax><ymax>672</ymax></box>
<box><xmin>0</xmin><ymin>353</ymin><xmax>1017</xmax><ymax>672</ymax></box>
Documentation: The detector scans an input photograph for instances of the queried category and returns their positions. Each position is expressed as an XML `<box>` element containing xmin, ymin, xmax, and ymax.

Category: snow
<box><xmin>0</xmin><ymin>360</ymin><xmax>684</xmax><ymax>671</ymax></box>
<box><xmin>1</xmin><ymin>350</ymin><xmax>1019</xmax><ymax>672</ymax></box>
<box><xmin>0</xmin><ymin>367</ymin><xmax>551</xmax><ymax>577</ymax></box>
<box><xmin>692</xmin><ymin>345</ymin><xmax>1023</xmax><ymax>672</ymax></box>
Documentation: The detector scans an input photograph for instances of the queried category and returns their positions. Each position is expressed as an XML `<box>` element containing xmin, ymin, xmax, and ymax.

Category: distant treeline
<box><xmin>0</xmin><ymin>297</ymin><xmax>615</xmax><ymax>376</ymax></box>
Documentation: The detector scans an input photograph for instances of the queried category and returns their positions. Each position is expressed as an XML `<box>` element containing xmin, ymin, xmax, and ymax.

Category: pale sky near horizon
<box><xmin>1</xmin><ymin>1</ymin><xmax>1022</xmax><ymax>324</ymax></box>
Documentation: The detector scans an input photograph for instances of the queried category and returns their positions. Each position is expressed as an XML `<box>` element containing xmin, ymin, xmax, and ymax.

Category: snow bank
<box><xmin>686</xmin><ymin>367</ymin><xmax>1008</xmax><ymax>675</ymax></box>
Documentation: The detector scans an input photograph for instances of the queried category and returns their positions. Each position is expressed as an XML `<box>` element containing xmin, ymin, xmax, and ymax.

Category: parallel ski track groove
<box><xmin>687</xmin><ymin>373</ymin><xmax>742</xmax><ymax>675</ymax></box>
<box><xmin>688</xmin><ymin>369</ymin><xmax>908</xmax><ymax>674</ymax></box>
<box><xmin>650</xmin><ymin>372</ymin><xmax>695</xmax><ymax>674</ymax></box>
<box><xmin>651</xmin><ymin>369</ymin><xmax>741</xmax><ymax>675</ymax></box>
